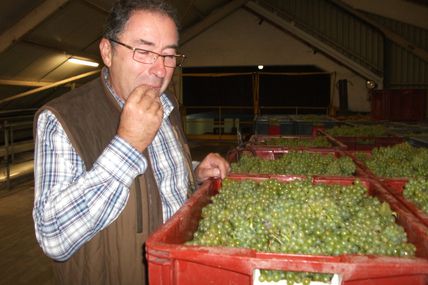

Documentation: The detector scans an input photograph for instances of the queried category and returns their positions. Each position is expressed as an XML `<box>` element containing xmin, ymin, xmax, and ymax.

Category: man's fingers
<box><xmin>199</xmin><ymin>167</ymin><xmax>221</xmax><ymax>180</ymax></box>
<box><xmin>195</xmin><ymin>153</ymin><xmax>231</xmax><ymax>182</ymax></box>
<box><xmin>127</xmin><ymin>85</ymin><xmax>159</xmax><ymax>103</ymax></box>
<box><xmin>144</xmin><ymin>87</ymin><xmax>161</xmax><ymax>99</ymax></box>
<box><xmin>209</xmin><ymin>153</ymin><xmax>230</xmax><ymax>179</ymax></box>
<box><xmin>126</xmin><ymin>85</ymin><xmax>150</xmax><ymax>103</ymax></box>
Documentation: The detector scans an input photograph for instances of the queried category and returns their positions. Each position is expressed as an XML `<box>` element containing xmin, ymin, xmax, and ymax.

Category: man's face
<box><xmin>100</xmin><ymin>10</ymin><xmax>178</xmax><ymax>100</ymax></box>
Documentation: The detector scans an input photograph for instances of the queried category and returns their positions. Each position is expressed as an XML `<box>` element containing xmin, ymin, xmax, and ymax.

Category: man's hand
<box><xmin>195</xmin><ymin>153</ymin><xmax>230</xmax><ymax>183</ymax></box>
<box><xmin>117</xmin><ymin>85</ymin><xmax>163</xmax><ymax>152</ymax></box>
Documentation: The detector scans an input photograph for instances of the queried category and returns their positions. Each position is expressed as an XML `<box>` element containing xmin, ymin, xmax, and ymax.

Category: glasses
<box><xmin>109</xmin><ymin>38</ymin><xmax>186</xmax><ymax>68</ymax></box>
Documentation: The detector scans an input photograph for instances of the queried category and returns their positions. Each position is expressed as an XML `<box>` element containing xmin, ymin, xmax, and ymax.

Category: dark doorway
<box><xmin>182</xmin><ymin>65</ymin><xmax>330</xmax><ymax>115</ymax></box>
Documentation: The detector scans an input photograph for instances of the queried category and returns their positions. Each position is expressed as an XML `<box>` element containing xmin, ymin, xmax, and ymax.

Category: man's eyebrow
<box><xmin>138</xmin><ymin>39</ymin><xmax>178</xmax><ymax>50</ymax></box>
<box><xmin>138</xmin><ymin>39</ymin><xmax>154</xmax><ymax>46</ymax></box>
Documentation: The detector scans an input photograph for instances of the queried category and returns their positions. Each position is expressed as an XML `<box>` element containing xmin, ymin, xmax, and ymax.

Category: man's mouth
<box><xmin>141</xmin><ymin>83</ymin><xmax>161</xmax><ymax>91</ymax></box>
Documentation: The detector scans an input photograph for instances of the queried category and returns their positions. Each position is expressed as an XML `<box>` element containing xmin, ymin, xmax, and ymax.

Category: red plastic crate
<box><xmin>268</xmin><ymin>125</ymin><xmax>280</xmax><ymax>135</ymax></box>
<box><xmin>227</xmin><ymin>147</ymin><xmax>367</xmax><ymax>177</ymax></box>
<box><xmin>343</xmin><ymin>152</ymin><xmax>428</xmax><ymax>227</ymax></box>
<box><xmin>146</xmin><ymin>177</ymin><xmax>428</xmax><ymax>285</ymax></box>
<box><xmin>343</xmin><ymin>150</ymin><xmax>419</xmax><ymax>181</ymax></box>
<box><xmin>371</xmin><ymin>89</ymin><xmax>427</xmax><ymax>122</ymax></box>
<box><xmin>247</xmin><ymin>134</ymin><xmax>347</xmax><ymax>151</ymax></box>
<box><xmin>229</xmin><ymin>147</ymin><xmax>347</xmax><ymax>161</ymax></box>
<box><xmin>382</xmin><ymin>179</ymin><xmax>428</xmax><ymax>228</ymax></box>
<box><xmin>343</xmin><ymin>150</ymin><xmax>408</xmax><ymax>180</ymax></box>
<box><xmin>316</xmin><ymin>129</ymin><xmax>404</xmax><ymax>151</ymax></box>
<box><xmin>327</xmin><ymin>136</ymin><xmax>404</xmax><ymax>151</ymax></box>
<box><xmin>342</xmin><ymin>150</ymin><xmax>373</xmax><ymax>178</ymax></box>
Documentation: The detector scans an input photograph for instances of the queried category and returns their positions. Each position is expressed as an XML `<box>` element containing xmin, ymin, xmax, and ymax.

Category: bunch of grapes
<box><xmin>354</xmin><ymin>151</ymin><xmax>371</xmax><ymax>162</ymax></box>
<box><xmin>261</xmin><ymin>137</ymin><xmax>332</xmax><ymax>148</ymax></box>
<box><xmin>231</xmin><ymin>151</ymin><xmax>356</xmax><ymax>176</ymax></box>
<box><xmin>326</xmin><ymin>124</ymin><xmax>388</xmax><ymax>137</ymax></box>
<box><xmin>356</xmin><ymin>143</ymin><xmax>428</xmax><ymax>178</ymax></box>
<box><xmin>404</xmin><ymin>177</ymin><xmax>428</xmax><ymax>214</ymax></box>
<box><xmin>187</xmin><ymin>178</ymin><xmax>415</xmax><ymax>283</ymax></box>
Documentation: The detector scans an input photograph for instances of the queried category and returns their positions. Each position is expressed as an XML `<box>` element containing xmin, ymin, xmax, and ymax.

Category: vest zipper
<box><xmin>134</xmin><ymin>178</ymin><xmax>143</xmax><ymax>233</ymax></box>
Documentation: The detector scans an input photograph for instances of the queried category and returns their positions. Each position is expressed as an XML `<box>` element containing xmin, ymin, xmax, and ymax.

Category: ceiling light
<box><xmin>258</xmin><ymin>65</ymin><xmax>264</xmax><ymax>70</ymax></box>
<box><xmin>366</xmin><ymin>80</ymin><xmax>377</xmax><ymax>90</ymax></box>
<box><xmin>68</xmin><ymin>57</ymin><xmax>99</xmax><ymax>67</ymax></box>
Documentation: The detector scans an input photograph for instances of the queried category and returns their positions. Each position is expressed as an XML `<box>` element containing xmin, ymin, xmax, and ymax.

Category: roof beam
<box><xmin>0</xmin><ymin>70</ymin><xmax>100</xmax><ymax>105</ymax></box>
<box><xmin>244</xmin><ymin>1</ymin><xmax>383</xmax><ymax>83</ymax></box>
<box><xmin>0</xmin><ymin>79</ymin><xmax>51</xmax><ymax>87</ymax></box>
<box><xmin>180</xmin><ymin>0</ymin><xmax>250</xmax><ymax>45</ymax></box>
<box><xmin>0</xmin><ymin>0</ymin><xmax>70</xmax><ymax>54</ymax></box>
<box><xmin>82</xmin><ymin>0</ymin><xmax>110</xmax><ymax>14</ymax></box>
<box><xmin>21</xmin><ymin>39</ymin><xmax>100</xmax><ymax>63</ymax></box>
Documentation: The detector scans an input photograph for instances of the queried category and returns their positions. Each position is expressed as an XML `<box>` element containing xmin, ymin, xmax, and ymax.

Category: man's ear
<box><xmin>99</xmin><ymin>38</ymin><xmax>113</xmax><ymax>67</ymax></box>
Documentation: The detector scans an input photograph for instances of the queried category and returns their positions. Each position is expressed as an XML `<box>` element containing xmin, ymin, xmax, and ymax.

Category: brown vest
<box><xmin>34</xmin><ymin>77</ymin><xmax>194</xmax><ymax>285</ymax></box>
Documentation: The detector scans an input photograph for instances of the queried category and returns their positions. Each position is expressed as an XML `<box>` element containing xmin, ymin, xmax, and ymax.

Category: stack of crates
<box><xmin>289</xmin><ymin>115</ymin><xmax>339</xmax><ymax>136</ymax></box>
<box><xmin>146</xmin><ymin>116</ymin><xmax>428</xmax><ymax>285</ymax></box>
<box><xmin>254</xmin><ymin>115</ymin><xmax>294</xmax><ymax>136</ymax></box>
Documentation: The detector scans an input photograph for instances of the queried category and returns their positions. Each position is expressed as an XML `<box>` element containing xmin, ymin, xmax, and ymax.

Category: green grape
<box><xmin>187</xmin><ymin>178</ymin><xmax>416</xmax><ymax>283</ymax></box>
<box><xmin>326</xmin><ymin>124</ymin><xmax>388</xmax><ymax>137</ymax></box>
<box><xmin>404</xmin><ymin>177</ymin><xmax>428</xmax><ymax>214</ymax></box>
<box><xmin>357</xmin><ymin>143</ymin><xmax>428</xmax><ymax>178</ymax></box>
<box><xmin>231</xmin><ymin>151</ymin><xmax>356</xmax><ymax>176</ymax></box>
<box><xmin>262</xmin><ymin>136</ymin><xmax>332</xmax><ymax>148</ymax></box>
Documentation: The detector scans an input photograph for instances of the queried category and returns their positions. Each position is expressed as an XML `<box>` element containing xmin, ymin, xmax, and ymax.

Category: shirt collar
<box><xmin>101</xmin><ymin>67</ymin><xmax>173</xmax><ymax>118</ymax></box>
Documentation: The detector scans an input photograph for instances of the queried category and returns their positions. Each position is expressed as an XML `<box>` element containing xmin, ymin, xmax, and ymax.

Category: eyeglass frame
<box><xmin>108</xmin><ymin>38</ymin><xmax>186</xmax><ymax>68</ymax></box>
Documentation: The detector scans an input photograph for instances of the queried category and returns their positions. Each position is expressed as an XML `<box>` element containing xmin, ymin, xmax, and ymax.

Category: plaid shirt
<box><xmin>33</xmin><ymin>69</ymin><xmax>189</xmax><ymax>261</ymax></box>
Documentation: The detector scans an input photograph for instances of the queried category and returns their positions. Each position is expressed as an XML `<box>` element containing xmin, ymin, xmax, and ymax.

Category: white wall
<box><xmin>178</xmin><ymin>8</ymin><xmax>374</xmax><ymax>113</ymax></box>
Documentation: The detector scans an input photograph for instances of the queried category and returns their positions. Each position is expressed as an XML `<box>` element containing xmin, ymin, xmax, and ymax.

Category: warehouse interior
<box><xmin>1</xmin><ymin>0</ymin><xmax>428</xmax><ymax>284</ymax></box>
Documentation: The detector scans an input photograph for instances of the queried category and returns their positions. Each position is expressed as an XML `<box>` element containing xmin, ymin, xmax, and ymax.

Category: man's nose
<box><xmin>150</xmin><ymin>55</ymin><xmax>167</xmax><ymax>78</ymax></box>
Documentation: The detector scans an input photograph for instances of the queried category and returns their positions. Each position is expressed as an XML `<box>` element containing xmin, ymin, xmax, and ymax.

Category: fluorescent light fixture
<box><xmin>366</xmin><ymin>80</ymin><xmax>377</xmax><ymax>90</ymax></box>
<box><xmin>258</xmin><ymin>65</ymin><xmax>264</xmax><ymax>70</ymax></box>
<box><xmin>68</xmin><ymin>57</ymin><xmax>99</xmax><ymax>67</ymax></box>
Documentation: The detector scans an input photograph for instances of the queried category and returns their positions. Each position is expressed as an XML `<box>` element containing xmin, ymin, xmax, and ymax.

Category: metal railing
<box><xmin>1</xmin><ymin>111</ymin><xmax>35</xmax><ymax>190</ymax></box>
<box><xmin>184</xmin><ymin>106</ymin><xmax>254</xmax><ymax>138</ymax></box>
<box><xmin>183</xmin><ymin>105</ymin><xmax>330</xmax><ymax>140</ymax></box>
<box><xmin>259</xmin><ymin>106</ymin><xmax>329</xmax><ymax>115</ymax></box>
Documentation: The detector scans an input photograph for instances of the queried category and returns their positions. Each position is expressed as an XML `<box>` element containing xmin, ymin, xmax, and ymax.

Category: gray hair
<box><xmin>103</xmin><ymin>0</ymin><xmax>180</xmax><ymax>40</ymax></box>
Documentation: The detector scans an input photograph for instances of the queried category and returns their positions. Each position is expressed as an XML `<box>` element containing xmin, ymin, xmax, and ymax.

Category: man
<box><xmin>33</xmin><ymin>0</ymin><xmax>230</xmax><ymax>284</ymax></box>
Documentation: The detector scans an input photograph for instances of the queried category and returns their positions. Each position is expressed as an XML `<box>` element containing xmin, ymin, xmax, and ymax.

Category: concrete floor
<box><xmin>0</xmin><ymin>139</ymin><xmax>236</xmax><ymax>285</ymax></box>
<box><xmin>0</xmin><ymin>179</ymin><xmax>52</xmax><ymax>285</ymax></box>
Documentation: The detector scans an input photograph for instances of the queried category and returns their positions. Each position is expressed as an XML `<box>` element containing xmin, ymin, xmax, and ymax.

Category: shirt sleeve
<box><xmin>192</xmin><ymin>160</ymin><xmax>200</xmax><ymax>171</ymax></box>
<box><xmin>33</xmin><ymin>110</ymin><xmax>147</xmax><ymax>261</ymax></box>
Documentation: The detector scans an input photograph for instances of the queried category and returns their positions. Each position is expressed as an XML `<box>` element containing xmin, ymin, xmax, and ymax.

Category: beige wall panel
<box><xmin>181</xmin><ymin>9</ymin><xmax>374</xmax><ymax>112</ymax></box>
